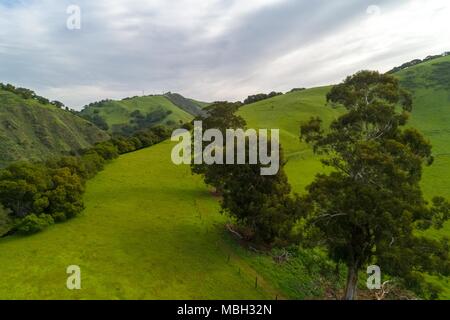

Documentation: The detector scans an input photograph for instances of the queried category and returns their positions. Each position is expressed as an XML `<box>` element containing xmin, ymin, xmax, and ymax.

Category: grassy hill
<box><xmin>238</xmin><ymin>56</ymin><xmax>450</xmax><ymax>298</ymax></box>
<box><xmin>0</xmin><ymin>57</ymin><xmax>449</xmax><ymax>299</ymax></box>
<box><xmin>0</xmin><ymin>88</ymin><xmax>109</xmax><ymax>167</ymax></box>
<box><xmin>80</xmin><ymin>94</ymin><xmax>205</xmax><ymax>134</ymax></box>
<box><xmin>395</xmin><ymin>55</ymin><xmax>450</xmax><ymax>204</ymax></box>
<box><xmin>238</xmin><ymin>86</ymin><xmax>339</xmax><ymax>193</ymax></box>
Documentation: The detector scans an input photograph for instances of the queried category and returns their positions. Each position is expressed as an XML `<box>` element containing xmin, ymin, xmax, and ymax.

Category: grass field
<box><xmin>0</xmin><ymin>140</ymin><xmax>288</xmax><ymax>299</ymax></box>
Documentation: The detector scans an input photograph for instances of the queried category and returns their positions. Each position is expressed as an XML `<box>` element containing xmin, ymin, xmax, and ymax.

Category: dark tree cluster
<box><xmin>243</xmin><ymin>91</ymin><xmax>283</xmax><ymax>105</ymax></box>
<box><xmin>129</xmin><ymin>108</ymin><xmax>172</xmax><ymax>131</ymax></box>
<box><xmin>81</xmin><ymin>113</ymin><xmax>110</xmax><ymax>131</ymax></box>
<box><xmin>387</xmin><ymin>51</ymin><xmax>450</xmax><ymax>74</ymax></box>
<box><xmin>111</xmin><ymin>125</ymin><xmax>171</xmax><ymax>154</ymax></box>
<box><xmin>191</xmin><ymin>102</ymin><xmax>300</xmax><ymax>244</ymax></box>
<box><xmin>82</xmin><ymin>99</ymin><xmax>113</xmax><ymax>109</ymax></box>
<box><xmin>289</xmin><ymin>88</ymin><xmax>306</xmax><ymax>93</ymax></box>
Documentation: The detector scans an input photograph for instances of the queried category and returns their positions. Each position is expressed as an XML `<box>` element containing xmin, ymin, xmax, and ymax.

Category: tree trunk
<box><xmin>344</xmin><ymin>264</ymin><xmax>358</xmax><ymax>300</ymax></box>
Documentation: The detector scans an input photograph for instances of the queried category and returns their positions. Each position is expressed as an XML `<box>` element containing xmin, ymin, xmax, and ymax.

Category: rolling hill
<box><xmin>396</xmin><ymin>55</ymin><xmax>450</xmax><ymax>204</ymax></box>
<box><xmin>0</xmin><ymin>55</ymin><xmax>449</xmax><ymax>299</ymax></box>
<box><xmin>80</xmin><ymin>93</ymin><xmax>206</xmax><ymax>135</ymax></box>
<box><xmin>0</xmin><ymin>87</ymin><xmax>109</xmax><ymax>167</ymax></box>
<box><xmin>238</xmin><ymin>55</ymin><xmax>450</xmax><ymax>297</ymax></box>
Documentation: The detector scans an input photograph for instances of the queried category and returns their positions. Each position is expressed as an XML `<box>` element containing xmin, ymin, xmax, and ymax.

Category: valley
<box><xmin>0</xmin><ymin>55</ymin><xmax>449</xmax><ymax>300</ymax></box>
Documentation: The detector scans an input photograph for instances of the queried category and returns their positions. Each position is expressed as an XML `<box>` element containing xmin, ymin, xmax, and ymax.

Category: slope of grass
<box><xmin>0</xmin><ymin>89</ymin><xmax>109</xmax><ymax>167</ymax></box>
<box><xmin>238</xmin><ymin>86</ymin><xmax>340</xmax><ymax>193</ymax></box>
<box><xmin>164</xmin><ymin>93</ymin><xmax>205</xmax><ymax>117</ymax></box>
<box><xmin>393</xmin><ymin>56</ymin><xmax>450</xmax><ymax>294</ymax></box>
<box><xmin>396</xmin><ymin>55</ymin><xmax>450</xmax><ymax>201</ymax></box>
<box><xmin>80</xmin><ymin>95</ymin><xmax>202</xmax><ymax>133</ymax></box>
<box><xmin>0</xmin><ymin>140</ymin><xmax>284</xmax><ymax>300</ymax></box>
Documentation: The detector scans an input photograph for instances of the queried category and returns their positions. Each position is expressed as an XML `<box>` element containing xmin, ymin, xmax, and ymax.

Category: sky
<box><xmin>0</xmin><ymin>0</ymin><xmax>449</xmax><ymax>109</ymax></box>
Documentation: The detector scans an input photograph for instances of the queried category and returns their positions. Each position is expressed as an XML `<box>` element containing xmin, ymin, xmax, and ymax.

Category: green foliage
<box><xmin>0</xmin><ymin>162</ymin><xmax>51</xmax><ymax>217</ymax></box>
<box><xmin>243</xmin><ymin>92</ymin><xmax>283</xmax><ymax>105</ymax></box>
<box><xmin>300</xmin><ymin>70</ymin><xmax>450</xmax><ymax>299</ymax></box>
<box><xmin>82</xmin><ymin>113</ymin><xmax>110</xmax><ymax>131</ymax></box>
<box><xmin>218</xmin><ymin>159</ymin><xmax>300</xmax><ymax>244</ymax></box>
<box><xmin>16</xmin><ymin>214</ymin><xmax>54</xmax><ymax>235</ymax></box>
<box><xmin>387</xmin><ymin>51</ymin><xmax>449</xmax><ymax>74</ymax></box>
<box><xmin>0</xmin><ymin>204</ymin><xmax>13</xmax><ymax>237</ymax></box>
<box><xmin>0</xmin><ymin>160</ymin><xmax>86</xmax><ymax>225</ymax></box>
<box><xmin>129</xmin><ymin>108</ymin><xmax>173</xmax><ymax>131</ymax></box>
<box><xmin>192</xmin><ymin>102</ymin><xmax>298</xmax><ymax>244</ymax></box>
<box><xmin>289</xmin><ymin>88</ymin><xmax>306</xmax><ymax>93</ymax></box>
<box><xmin>92</xmin><ymin>141</ymin><xmax>119</xmax><ymax>160</ymax></box>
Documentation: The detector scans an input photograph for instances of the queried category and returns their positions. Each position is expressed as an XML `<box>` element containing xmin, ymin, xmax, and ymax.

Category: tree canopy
<box><xmin>300</xmin><ymin>71</ymin><xmax>450</xmax><ymax>299</ymax></box>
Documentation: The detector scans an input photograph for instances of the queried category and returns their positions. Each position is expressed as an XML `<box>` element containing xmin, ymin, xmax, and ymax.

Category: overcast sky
<box><xmin>0</xmin><ymin>0</ymin><xmax>449</xmax><ymax>109</ymax></box>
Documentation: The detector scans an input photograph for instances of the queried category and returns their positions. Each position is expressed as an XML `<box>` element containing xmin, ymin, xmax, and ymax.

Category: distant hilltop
<box><xmin>387</xmin><ymin>51</ymin><xmax>450</xmax><ymax>74</ymax></box>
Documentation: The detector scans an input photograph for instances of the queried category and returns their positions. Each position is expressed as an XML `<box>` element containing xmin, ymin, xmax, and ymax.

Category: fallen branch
<box><xmin>226</xmin><ymin>224</ymin><xmax>243</xmax><ymax>239</ymax></box>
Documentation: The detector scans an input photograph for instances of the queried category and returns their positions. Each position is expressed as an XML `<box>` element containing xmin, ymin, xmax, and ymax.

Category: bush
<box><xmin>93</xmin><ymin>141</ymin><xmax>119</xmax><ymax>160</ymax></box>
<box><xmin>17</xmin><ymin>214</ymin><xmax>54</xmax><ymax>235</ymax></box>
<box><xmin>0</xmin><ymin>204</ymin><xmax>13</xmax><ymax>237</ymax></box>
<box><xmin>81</xmin><ymin>152</ymin><xmax>105</xmax><ymax>178</ymax></box>
<box><xmin>51</xmin><ymin>212</ymin><xmax>67</xmax><ymax>223</ymax></box>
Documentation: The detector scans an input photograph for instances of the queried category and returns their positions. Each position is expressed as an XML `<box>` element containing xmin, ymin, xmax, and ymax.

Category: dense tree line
<box><xmin>288</xmin><ymin>88</ymin><xmax>306</xmax><ymax>93</ymax></box>
<box><xmin>81</xmin><ymin>113</ymin><xmax>110</xmax><ymax>131</ymax></box>
<box><xmin>0</xmin><ymin>83</ymin><xmax>65</xmax><ymax>109</ymax></box>
<box><xmin>0</xmin><ymin>126</ymin><xmax>171</xmax><ymax>237</ymax></box>
<box><xmin>79</xmin><ymin>105</ymin><xmax>173</xmax><ymax>135</ymax></box>
<box><xmin>243</xmin><ymin>91</ymin><xmax>283</xmax><ymax>105</ymax></box>
<box><xmin>129</xmin><ymin>108</ymin><xmax>173</xmax><ymax>131</ymax></box>
<box><xmin>387</xmin><ymin>51</ymin><xmax>450</xmax><ymax>74</ymax></box>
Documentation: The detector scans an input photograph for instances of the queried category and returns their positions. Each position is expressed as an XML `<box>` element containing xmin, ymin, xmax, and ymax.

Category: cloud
<box><xmin>0</xmin><ymin>0</ymin><xmax>449</xmax><ymax>109</ymax></box>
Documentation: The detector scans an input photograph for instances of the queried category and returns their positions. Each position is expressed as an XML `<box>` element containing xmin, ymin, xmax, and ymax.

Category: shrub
<box><xmin>17</xmin><ymin>214</ymin><xmax>54</xmax><ymax>235</ymax></box>
<box><xmin>51</xmin><ymin>212</ymin><xmax>67</xmax><ymax>223</ymax></box>
<box><xmin>0</xmin><ymin>204</ymin><xmax>13</xmax><ymax>237</ymax></box>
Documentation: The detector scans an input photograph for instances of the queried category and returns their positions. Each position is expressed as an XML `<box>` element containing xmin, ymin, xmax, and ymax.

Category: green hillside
<box><xmin>80</xmin><ymin>94</ymin><xmax>205</xmax><ymax>134</ymax></box>
<box><xmin>0</xmin><ymin>57</ymin><xmax>449</xmax><ymax>300</ymax></box>
<box><xmin>0</xmin><ymin>88</ymin><xmax>109</xmax><ymax>167</ymax></box>
<box><xmin>238</xmin><ymin>56</ymin><xmax>450</xmax><ymax>297</ymax></box>
<box><xmin>238</xmin><ymin>86</ymin><xmax>339</xmax><ymax>193</ymax></box>
<box><xmin>395</xmin><ymin>55</ymin><xmax>450</xmax><ymax>204</ymax></box>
